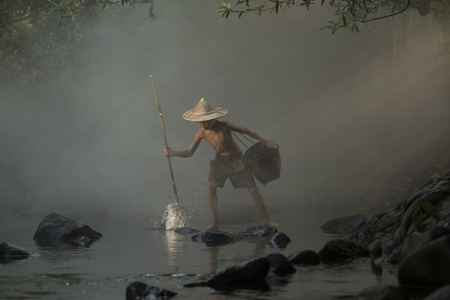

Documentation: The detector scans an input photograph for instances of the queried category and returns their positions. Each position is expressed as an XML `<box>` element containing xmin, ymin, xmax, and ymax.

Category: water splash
<box><xmin>162</xmin><ymin>203</ymin><xmax>188</xmax><ymax>230</ymax></box>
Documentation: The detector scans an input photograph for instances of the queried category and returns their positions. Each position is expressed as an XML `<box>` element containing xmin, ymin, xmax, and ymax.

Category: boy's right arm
<box><xmin>164</xmin><ymin>128</ymin><xmax>203</xmax><ymax>158</ymax></box>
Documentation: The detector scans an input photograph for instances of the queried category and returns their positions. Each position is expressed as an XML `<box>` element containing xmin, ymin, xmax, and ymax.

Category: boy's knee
<box><xmin>208</xmin><ymin>181</ymin><xmax>218</xmax><ymax>191</ymax></box>
<box><xmin>247</xmin><ymin>186</ymin><xmax>259</xmax><ymax>195</ymax></box>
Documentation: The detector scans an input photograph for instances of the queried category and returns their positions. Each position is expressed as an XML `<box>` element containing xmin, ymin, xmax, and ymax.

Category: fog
<box><xmin>0</xmin><ymin>1</ymin><xmax>448</xmax><ymax>227</ymax></box>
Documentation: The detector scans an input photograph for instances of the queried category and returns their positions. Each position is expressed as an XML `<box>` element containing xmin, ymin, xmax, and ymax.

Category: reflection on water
<box><xmin>163</xmin><ymin>230</ymin><xmax>185</xmax><ymax>269</ymax></box>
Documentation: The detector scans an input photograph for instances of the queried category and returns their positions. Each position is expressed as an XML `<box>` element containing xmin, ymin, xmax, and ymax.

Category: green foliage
<box><xmin>218</xmin><ymin>0</ymin><xmax>450</xmax><ymax>33</ymax></box>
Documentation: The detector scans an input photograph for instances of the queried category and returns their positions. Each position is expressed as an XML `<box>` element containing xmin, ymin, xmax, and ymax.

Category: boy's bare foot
<box><xmin>208</xmin><ymin>223</ymin><xmax>219</xmax><ymax>230</ymax></box>
<box><xmin>265</xmin><ymin>221</ymin><xmax>280</xmax><ymax>227</ymax></box>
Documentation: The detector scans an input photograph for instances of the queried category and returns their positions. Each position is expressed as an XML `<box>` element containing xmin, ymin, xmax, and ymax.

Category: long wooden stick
<box><xmin>150</xmin><ymin>74</ymin><xmax>181</xmax><ymax>209</ymax></box>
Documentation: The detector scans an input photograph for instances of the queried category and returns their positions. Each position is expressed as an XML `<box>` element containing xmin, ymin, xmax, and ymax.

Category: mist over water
<box><xmin>0</xmin><ymin>1</ymin><xmax>448</xmax><ymax>230</ymax></box>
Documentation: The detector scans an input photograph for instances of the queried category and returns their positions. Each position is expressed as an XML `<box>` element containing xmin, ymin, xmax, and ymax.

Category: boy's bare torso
<box><xmin>197</xmin><ymin>121</ymin><xmax>241</xmax><ymax>157</ymax></box>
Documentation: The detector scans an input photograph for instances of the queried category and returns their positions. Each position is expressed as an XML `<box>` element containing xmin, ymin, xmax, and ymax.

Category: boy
<box><xmin>164</xmin><ymin>98</ymin><xmax>279</xmax><ymax>229</ymax></box>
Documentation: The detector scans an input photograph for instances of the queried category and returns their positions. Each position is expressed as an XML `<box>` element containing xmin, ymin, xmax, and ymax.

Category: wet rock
<box><xmin>400</xmin><ymin>225</ymin><xmax>450</xmax><ymax>260</ymax></box>
<box><xmin>237</xmin><ymin>225</ymin><xmax>278</xmax><ymax>240</ymax></box>
<box><xmin>266</xmin><ymin>253</ymin><xmax>296</xmax><ymax>275</ymax></box>
<box><xmin>191</xmin><ymin>232</ymin><xmax>206</xmax><ymax>242</ymax></box>
<box><xmin>318</xmin><ymin>239</ymin><xmax>370</xmax><ymax>263</ymax></box>
<box><xmin>288</xmin><ymin>250</ymin><xmax>321</xmax><ymax>265</ymax></box>
<box><xmin>33</xmin><ymin>212</ymin><xmax>102</xmax><ymax>247</ymax></box>
<box><xmin>0</xmin><ymin>242</ymin><xmax>34</xmax><ymax>264</ymax></box>
<box><xmin>205</xmin><ymin>257</ymin><xmax>270</xmax><ymax>291</ymax></box>
<box><xmin>321</xmin><ymin>214</ymin><xmax>367</xmax><ymax>235</ymax></box>
<box><xmin>350</xmin><ymin>176</ymin><xmax>450</xmax><ymax>264</ymax></box>
<box><xmin>204</xmin><ymin>229</ymin><xmax>238</xmax><ymax>247</ymax></box>
<box><xmin>126</xmin><ymin>281</ymin><xmax>177</xmax><ymax>300</ymax></box>
<box><xmin>175</xmin><ymin>227</ymin><xmax>199</xmax><ymax>234</ymax></box>
<box><xmin>262</xmin><ymin>232</ymin><xmax>291</xmax><ymax>248</ymax></box>
<box><xmin>398</xmin><ymin>234</ymin><xmax>450</xmax><ymax>287</ymax></box>
<box><xmin>355</xmin><ymin>285</ymin><xmax>409</xmax><ymax>300</ymax></box>
<box><xmin>423</xmin><ymin>284</ymin><xmax>450</xmax><ymax>300</ymax></box>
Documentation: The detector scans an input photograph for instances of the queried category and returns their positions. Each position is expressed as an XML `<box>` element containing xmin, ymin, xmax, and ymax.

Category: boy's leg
<box><xmin>247</xmin><ymin>186</ymin><xmax>279</xmax><ymax>227</ymax></box>
<box><xmin>207</xmin><ymin>182</ymin><xmax>219</xmax><ymax>229</ymax></box>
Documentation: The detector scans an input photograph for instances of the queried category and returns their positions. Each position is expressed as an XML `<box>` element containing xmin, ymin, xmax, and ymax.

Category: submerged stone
<box><xmin>0</xmin><ymin>242</ymin><xmax>34</xmax><ymax>264</ymax></box>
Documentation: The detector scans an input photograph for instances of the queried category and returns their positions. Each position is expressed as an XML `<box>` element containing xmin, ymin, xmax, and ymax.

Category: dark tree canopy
<box><xmin>218</xmin><ymin>0</ymin><xmax>450</xmax><ymax>33</ymax></box>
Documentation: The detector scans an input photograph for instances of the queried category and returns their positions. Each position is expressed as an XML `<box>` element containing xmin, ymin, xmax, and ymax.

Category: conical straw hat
<box><xmin>182</xmin><ymin>98</ymin><xmax>228</xmax><ymax>122</ymax></box>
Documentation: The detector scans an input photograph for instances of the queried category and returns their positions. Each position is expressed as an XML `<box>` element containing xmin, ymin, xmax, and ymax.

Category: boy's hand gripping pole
<box><xmin>150</xmin><ymin>75</ymin><xmax>181</xmax><ymax>209</ymax></box>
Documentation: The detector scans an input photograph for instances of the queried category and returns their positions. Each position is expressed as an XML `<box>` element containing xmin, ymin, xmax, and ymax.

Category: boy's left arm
<box><xmin>227</xmin><ymin>122</ymin><xmax>279</xmax><ymax>149</ymax></box>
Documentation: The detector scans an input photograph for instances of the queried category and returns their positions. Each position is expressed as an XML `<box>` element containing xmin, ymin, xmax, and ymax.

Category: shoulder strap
<box><xmin>224</xmin><ymin>121</ymin><xmax>256</xmax><ymax>150</ymax></box>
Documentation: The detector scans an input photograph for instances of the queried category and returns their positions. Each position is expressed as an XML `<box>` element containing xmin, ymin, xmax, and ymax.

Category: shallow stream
<box><xmin>0</xmin><ymin>211</ymin><xmax>399</xmax><ymax>300</ymax></box>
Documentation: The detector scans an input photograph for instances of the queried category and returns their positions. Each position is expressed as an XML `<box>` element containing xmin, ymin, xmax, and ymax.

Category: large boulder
<box><xmin>321</xmin><ymin>214</ymin><xmax>367</xmax><ymax>235</ymax></box>
<box><xmin>398</xmin><ymin>234</ymin><xmax>450</xmax><ymax>288</ymax></box>
<box><xmin>126</xmin><ymin>281</ymin><xmax>177</xmax><ymax>300</ymax></box>
<box><xmin>33</xmin><ymin>212</ymin><xmax>102</xmax><ymax>247</ymax></box>
<box><xmin>0</xmin><ymin>242</ymin><xmax>34</xmax><ymax>264</ymax></box>
<box><xmin>423</xmin><ymin>284</ymin><xmax>450</xmax><ymax>300</ymax></box>
<box><xmin>318</xmin><ymin>239</ymin><xmax>370</xmax><ymax>263</ymax></box>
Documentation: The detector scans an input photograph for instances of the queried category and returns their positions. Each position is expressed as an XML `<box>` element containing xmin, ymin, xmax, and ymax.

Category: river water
<box><xmin>0</xmin><ymin>207</ymin><xmax>399</xmax><ymax>300</ymax></box>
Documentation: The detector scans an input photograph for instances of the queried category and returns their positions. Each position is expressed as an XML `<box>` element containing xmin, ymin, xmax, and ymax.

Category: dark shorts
<box><xmin>208</xmin><ymin>152</ymin><xmax>256</xmax><ymax>189</ymax></box>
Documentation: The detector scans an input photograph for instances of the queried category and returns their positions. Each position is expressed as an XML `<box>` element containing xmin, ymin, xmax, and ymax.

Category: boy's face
<box><xmin>199</xmin><ymin>119</ymin><xmax>216</xmax><ymax>129</ymax></box>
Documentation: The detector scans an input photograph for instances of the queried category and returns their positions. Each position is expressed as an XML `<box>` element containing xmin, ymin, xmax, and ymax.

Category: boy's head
<box><xmin>183</xmin><ymin>98</ymin><xmax>227</xmax><ymax>122</ymax></box>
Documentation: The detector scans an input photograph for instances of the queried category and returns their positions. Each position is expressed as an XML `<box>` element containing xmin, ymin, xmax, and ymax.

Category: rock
<box><xmin>265</xmin><ymin>253</ymin><xmax>296</xmax><ymax>275</ymax></box>
<box><xmin>204</xmin><ymin>229</ymin><xmax>238</xmax><ymax>247</ymax></box>
<box><xmin>398</xmin><ymin>234</ymin><xmax>450</xmax><ymax>287</ymax></box>
<box><xmin>204</xmin><ymin>257</ymin><xmax>271</xmax><ymax>291</ymax></box>
<box><xmin>318</xmin><ymin>239</ymin><xmax>370</xmax><ymax>263</ymax></box>
<box><xmin>33</xmin><ymin>212</ymin><xmax>102</xmax><ymax>247</ymax></box>
<box><xmin>355</xmin><ymin>285</ymin><xmax>409</xmax><ymax>300</ymax></box>
<box><xmin>262</xmin><ymin>232</ymin><xmax>291</xmax><ymax>248</ymax></box>
<box><xmin>237</xmin><ymin>225</ymin><xmax>278</xmax><ymax>240</ymax></box>
<box><xmin>400</xmin><ymin>225</ymin><xmax>450</xmax><ymax>260</ymax></box>
<box><xmin>321</xmin><ymin>214</ymin><xmax>367</xmax><ymax>235</ymax></box>
<box><xmin>423</xmin><ymin>284</ymin><xmax>450</xmax><ymax>300</ymax></box>
<box><xmin>61</xmin><ymin>225</ymin><xmax>102</xmax><ymax>241</ymax></box>
<box><xmin>191</xmin><ymin>232</ymin><xmax>206</xmax><ymax>242</ymax></box>
<box><xmin>288</xmin><ymin>250</ymin><xmax>321</xmax><ymax>265</ymax></box>
<box><xmin>0</xmin><ymin>242</ymin><xmax>34</xmax><ymax>263</ymax></box>
<box><xmin>125</xmin><ymin>281</ymin><xmax>177</xmax><ymax>300</ymax></box>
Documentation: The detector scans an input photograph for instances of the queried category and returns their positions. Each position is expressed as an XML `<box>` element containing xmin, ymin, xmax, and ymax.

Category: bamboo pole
<box><xmin>150</xmin><ymin>74</ymin><xmax>181</xmax><ymax>209</ymax></box>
